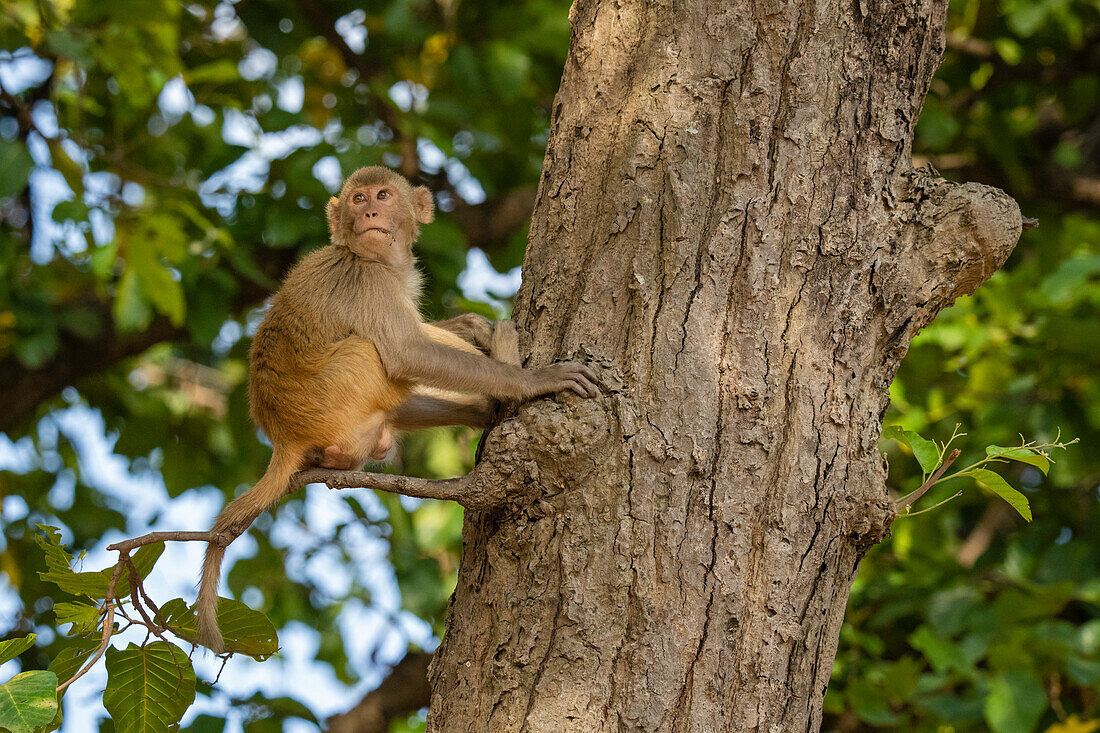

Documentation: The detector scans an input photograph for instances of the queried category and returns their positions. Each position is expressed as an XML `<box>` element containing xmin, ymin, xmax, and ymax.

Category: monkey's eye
<box><xmin>377</xmin><ymin>190</ymin><xmax>390</xmax><ymax>200</ymax></box>
<box><xmin>352</xmin><ymin>193</ymin><xmax>365</xmax><ymax>203</ymax></box>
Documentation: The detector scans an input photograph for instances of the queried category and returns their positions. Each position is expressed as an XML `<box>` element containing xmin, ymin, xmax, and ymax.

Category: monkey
<box><xmin>196</xmin><ymin>166</ymin><xmax>598</xmax><ymax>652</ymax></box>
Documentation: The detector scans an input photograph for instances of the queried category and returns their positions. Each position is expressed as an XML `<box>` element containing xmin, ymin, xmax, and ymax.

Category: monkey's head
<box><xmin>326</xmin><ymin>166</ymin><xmax>434</xmax><ymax>266</ymax></box>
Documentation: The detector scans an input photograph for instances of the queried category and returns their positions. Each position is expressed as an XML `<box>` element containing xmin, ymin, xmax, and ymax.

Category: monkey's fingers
<box><xmin>556</xmin><ymin>362</ymin><xmax>599</xmax><ymax>398</ymax></box>
<box><xmin>568</xmin><ymin>376</ymin><xmax>599</xmax><ymax>397</ymax></box>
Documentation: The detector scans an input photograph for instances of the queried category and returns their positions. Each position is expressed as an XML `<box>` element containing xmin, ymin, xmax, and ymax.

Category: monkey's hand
<box><xmin>530</xmin><ymin>362</ymin><xmax>600</xmax><ymax>398</ymax></box>
<box><xmin>432</xmin><ymin>313</ymin><xmax>495</xmax><ymax>353</ymax></box>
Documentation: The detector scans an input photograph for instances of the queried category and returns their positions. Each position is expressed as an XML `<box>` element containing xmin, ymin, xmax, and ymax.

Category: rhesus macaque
<box><xmin>197</xmin><ymin>166</ymin><xmax>598</xmax><ymax>651</ymax></box>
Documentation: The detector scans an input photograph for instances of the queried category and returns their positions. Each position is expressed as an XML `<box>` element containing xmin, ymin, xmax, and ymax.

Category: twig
<box><xmin>123</xmin><ymin>556</ymin><xmax>168</xmax><ymax>644</ymax></box>
<box><xmin>903</xmin><ymin>491</ymin><xmax>963</xmax><ymax>516</ymax></box>
<box><xmin>56</xmin><ymin>563</ymin><xmax>123</xmax><ymax>693</ymax></box>
<box><xmin>107</xmin><ymin>531</ymin><xmax>213</xmax><ymax>552</ymax></box>
<box><xmin>895</xmin><ymin>448</ymin><xmax>961</xmax><ymax>511</ymax></box>
<box><xmin>58</xmin><ymin>466</ymin><xmax>490</xmax><ymax>687</ymax></box>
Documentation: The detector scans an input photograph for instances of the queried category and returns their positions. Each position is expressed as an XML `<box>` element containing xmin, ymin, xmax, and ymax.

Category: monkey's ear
<box><xmin>325</xmin><ymin>196</ymin><xmax>340</xmax><ymax>235</ymax></box>
<box><xmin>413</xmin><ymin>186</ymin><xmax>434</xmax><ymax>225</ymax></box>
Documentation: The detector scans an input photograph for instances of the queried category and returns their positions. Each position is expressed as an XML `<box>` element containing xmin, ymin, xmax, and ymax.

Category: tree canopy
<box><xmin>0</xmin><ymin>0</ymin><xmax>1097</xmax><ymax>731</ymax></box>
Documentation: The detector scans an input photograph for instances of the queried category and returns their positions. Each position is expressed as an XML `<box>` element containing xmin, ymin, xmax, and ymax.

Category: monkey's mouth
<box><xmin>355</xmin><ymin>225</ymin><xmax>391</xmax><ymax>236</ymax></box>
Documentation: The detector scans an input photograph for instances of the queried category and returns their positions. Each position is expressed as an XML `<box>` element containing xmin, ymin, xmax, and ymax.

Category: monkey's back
<box><xmin>247</xmin><ymin>247</ymin><xmax>410</xmax><ymax>449</ymax></box>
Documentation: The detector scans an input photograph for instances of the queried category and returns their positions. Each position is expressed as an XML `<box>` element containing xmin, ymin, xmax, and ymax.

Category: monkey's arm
<box><xmin>390</xmin><ymin>319</ymin><xmax>520</xmax><ymax>429</ymax></box>
<box><xmin>378</xmin><ymin>332</ymin><xmax>597</xmax><ymax>400</ymax></box>
<box><xmin>388</xmin><ymin>393</ymin><xmax>492</xmax><ymax>430</ymax></box>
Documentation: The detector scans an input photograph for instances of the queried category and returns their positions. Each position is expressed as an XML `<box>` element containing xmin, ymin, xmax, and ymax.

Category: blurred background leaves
<box><xmin>0</xmin><ymin>0</ymin><xmax>1096</xmax><ymax>730</ymax></box>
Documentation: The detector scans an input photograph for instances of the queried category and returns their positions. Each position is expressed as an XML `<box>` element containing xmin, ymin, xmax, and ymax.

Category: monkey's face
<box><xmin>334</xmin><ymin>180</ymin><xmax>434</xmax><ymax>266</ymax></box>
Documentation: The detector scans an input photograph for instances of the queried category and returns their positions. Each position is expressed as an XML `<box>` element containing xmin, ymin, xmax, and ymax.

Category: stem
<box><xmin>903</xmin><ymin>491</ymin><xmax>964</xmax><ymax>517</ymax></box>
<box><xmin>895</xmin><ymin>448</ymin><xmax>961</xmax><ymax>511</ymax></box>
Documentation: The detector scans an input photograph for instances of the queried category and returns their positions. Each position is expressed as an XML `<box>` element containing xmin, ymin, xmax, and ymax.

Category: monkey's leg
<box><xmin>427</xmin><ymin>314</ymin><xmax>494</xmax><ymax>352</ymax></box>
<box><xmin>489</xmin><ymin>319</ymin><xmax>520</xmax><ymax>366</ymax></box>
<box><xmin>389</xmin><ymin>394</ymin><xmax>493</xmax><ymax>430</ymax></box>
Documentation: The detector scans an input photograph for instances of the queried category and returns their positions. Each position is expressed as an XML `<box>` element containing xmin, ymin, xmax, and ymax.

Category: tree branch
<box><xmin>290</xmin><ymin>468</ymin><xmax>483</xmax><ymax>506</ymax></box>
<box><xmin>911</xmin><ymin>176</ymin><xmax>1022</xmax><ymax>303</ymax></box>
<box><xmin>108</xmin><ymin>466</ymin><xmax>494</xmax><ymax>558</ymax></box>
<box><xmin>327</xmin><ymin>650</ymin><xmax>433</xmax><ymax>733</ymax></box>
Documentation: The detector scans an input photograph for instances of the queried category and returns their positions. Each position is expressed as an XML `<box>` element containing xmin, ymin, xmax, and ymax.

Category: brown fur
<box><xmin>196</xmin><ymin>167</ymin><xmax>597</xmax><ymax>651</ymax></box>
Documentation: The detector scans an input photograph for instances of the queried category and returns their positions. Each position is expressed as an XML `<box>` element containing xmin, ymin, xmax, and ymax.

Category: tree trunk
<box><xmin>428</xmin><ymin>0</ymin><xmax>1021</xmax><ymax>730</ymax></box>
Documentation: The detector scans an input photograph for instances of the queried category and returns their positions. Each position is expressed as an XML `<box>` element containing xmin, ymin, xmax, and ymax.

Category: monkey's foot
<box><xmin>319</xmin><ymin>445</ymin><xmax>358</xmax><ymax>470</ymax></box>
<box><xmin>369</xmin><ymin>424</ymin><xmax>393</xmax><ymax>460</ymax></box>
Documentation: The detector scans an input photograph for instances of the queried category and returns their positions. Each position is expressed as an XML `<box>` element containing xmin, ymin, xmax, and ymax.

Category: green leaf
<box><xmin>908</xmin><ymin>432</ymin><xmax>941</xmax><ymax>473</ymax></box>
<box><xmin>0</xmin><ymin>139</ymin><xmax>34</xmax><ymax>199</ymax></box>
<box><xmin>0</xmin><ymin>635</ymin><xmax>36</xmax><ymax>666</ymax></box>
<box><xmin>984</xmin><ymin>672</ymin><xmax>1046</xmax><ymax>733</ymax></box>
<box><xmin>969</xmin><ymin>468</ymin><xmax>1033</xmax><ymax>521</ymax></box>
<box><xmin>103</xmin><ymin>642</ymin><xmax>196</xmax><ymax>732</ymax></box>
<box><xmin>882</xmin><ymin>426</ymin><xmax>941</xmax><ymax>473</ymax></box>
<box><xmin>0</xmin><ymin>671</ymin><xmax>58</xmax><ymax>733</ymax></box>
<box><xmin>39</xmin><ymin>543</ymin><xmax>164</xmax><ymax>600</ymax></box>
<box><xmin>907</xmin><ymin>626</ymin><xmax>986</xmax><ymax>673</ymax></box>
<box><xmin>232</xmin><ymin>693</ymin><xmax>317</xmax><ymax>723</ymax></box>
<box><xmin>160</xmin><ymin>598</ymin><xmax>279</xmax><ymax>660</ymax></box>
<box><xmin>985</xmin><ymin>445</ymin><xmax>1050</xmax><ymax>475</ymax></box>
<box><xmin>184</xmin><ymin>59</ymin><xmax>240</xmax><ymax>85</ymax></box>
<box><xmin>53</xmin><ymin>602</ymin><xmax>101</xmax><ymax>635</ymax></box>
<box><xmin>56</xmin><ymin>307</ymin><xmax>104</xmax><ymax>340</ymax></box>
<box><xmin>13</xmin><ymin>328</ymin><xmax>60</xmax><ymax>369</ymax></box>
<box><xmin>33</xmin><ymin>526</ymin><xmax>75</xmax><ymax>575</ymax></box>
<box><xmin>113</xmin><ymin>268</ymin><xmax>154</xmax><ymax>332</ymax></box>
<box><xmin>129</xmin><ymin>244</ymin><xmax>186</xmax><ymax>327</ymax></box>
<box><xmin>180</xmin><ymin>714</ymin><xmax>228</xmax><ymax>733</ymax></box>
<box><xmin>1040</xmin><ymin>253</ymin><xmax>1100</xmax><ymax>304</ymax></box>
<box><xmin>51</xmin><ymin>199</ymin><xmax>90</xmax><ymax>224</ymax></box>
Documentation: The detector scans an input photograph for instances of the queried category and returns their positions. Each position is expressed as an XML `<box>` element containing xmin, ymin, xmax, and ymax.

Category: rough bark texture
<box><xmin>428</xmin><ymin>0</ymin><xmax>1021</xmax><ymax>730</ymax></box>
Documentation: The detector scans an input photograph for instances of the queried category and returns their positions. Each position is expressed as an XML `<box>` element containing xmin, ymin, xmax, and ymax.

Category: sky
<box><xmin>0</xmin><ymin>30</ymin><xmax>523</xmax><ymax>731</ymax></box>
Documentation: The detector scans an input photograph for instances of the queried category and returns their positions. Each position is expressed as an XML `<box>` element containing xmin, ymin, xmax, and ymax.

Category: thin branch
<box><xmin>122</xmin><ymin>556</ymin><xmax>170</xmax><ymax>645</ymax></box>
<box><xmin>290</xmin><ymin>468</ymin><xmax>479</xmax><ymax>505</ymax></box>
<box><xmin>107</xmin><ymin>531</ymin><xmax>213</xmax><ymax>553</ymax></box>
<box><xmin>903</xmin><ymin>491</ymin><xmax>963</xmax><ymax>517</ymax></box>
<box><xmin>56</xmin><ymin>562</ymin><xmax>123</xmax><ymax>693</ymax></box>
<box><xmin>894</xmin><ymin>448</ymin><xmax>961</xmax><ymax>511</ymax></box>
<box><xmin>956</xmin><ymin>503</ymin><xmax>1013</xmax><ymax>567</ymax></box>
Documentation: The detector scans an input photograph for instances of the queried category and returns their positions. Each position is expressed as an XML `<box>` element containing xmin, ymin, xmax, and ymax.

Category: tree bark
<box><xmin>428</xmin><ymin>0</ymin><xmax>1021</xmax><ymax>730</ymax></box>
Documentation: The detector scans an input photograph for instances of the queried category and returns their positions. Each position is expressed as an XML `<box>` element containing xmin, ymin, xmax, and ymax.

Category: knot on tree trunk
<box><xmin>876</xmin><ymin>172</ymin><xmax>1023</xmax><ymax>359</ymax></box>
<box><xmin>891</xmin><ymin>172</ymin><xmax>1022</xmax><ymax>307</ymax></box>
<box><xmin>478</xmin><ymin>396</ymin><xmax>615</xmax><ymax>496</ymax></box>
<box><xmin>906</xmin><ymin>172</ymin><xmax>1023</xmax><ymax>302</ymax></box>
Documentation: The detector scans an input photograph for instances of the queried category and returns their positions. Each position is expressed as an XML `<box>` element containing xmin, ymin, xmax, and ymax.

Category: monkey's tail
<box><xmin>197</xmin><ymin>445</ymin><xmax>302</xmax><ymax>652</ymax></box>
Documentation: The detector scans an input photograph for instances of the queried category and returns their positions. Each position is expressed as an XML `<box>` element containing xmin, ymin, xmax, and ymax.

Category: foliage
<box><xmin>0</xmin><ymin>0</ymin><xmax>1095</xmax><ymax>730</ymax></box>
